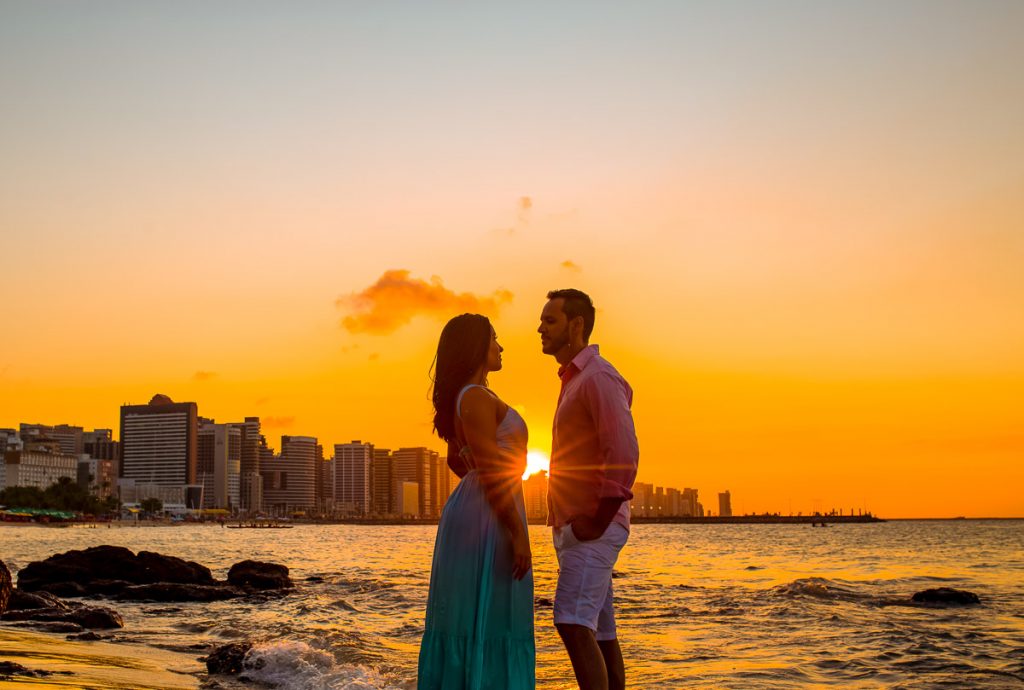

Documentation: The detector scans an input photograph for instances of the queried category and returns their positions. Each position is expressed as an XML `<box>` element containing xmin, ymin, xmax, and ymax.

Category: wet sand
<box><xmin>0</xmin><ymin>627</ymin><xmax>201</xmax><ymax>689</ymax></box>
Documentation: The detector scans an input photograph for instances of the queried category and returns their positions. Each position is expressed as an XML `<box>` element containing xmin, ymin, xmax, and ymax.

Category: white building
<box><xmin>198</xmin><ymin>422</ymin><xmax>241</xmax><ymax>510</ymax></box>
<box><xmin>120</xmin><ymin>395</ymin><xmax>198</xmax><ymax>487</ymax></box>
<box><xmin>333</xmin><ymin>441</ymin><xmax>373</xmax><ymax>515</ymax></box>
<box><xmin>3</xmin><ymin>449</ymin><xmax>80</xmax><ymax>489</ymax></box>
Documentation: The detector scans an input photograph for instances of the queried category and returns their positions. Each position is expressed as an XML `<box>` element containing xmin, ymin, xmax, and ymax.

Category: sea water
<box><xmin>1</xmin><ymin>520</ymin><xmax>1022</xmax><ymax>688</ymax></box>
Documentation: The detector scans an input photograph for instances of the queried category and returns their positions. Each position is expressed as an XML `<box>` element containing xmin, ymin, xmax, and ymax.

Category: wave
<box><xmin>767</xmin><ymin>577</ymin><xmax>910</xmax><ymax>608</ymax></box>
<box><xmin>240</xmin><ymin>640</ymin><xmax>402</xmax><ymax>690</ymax></box>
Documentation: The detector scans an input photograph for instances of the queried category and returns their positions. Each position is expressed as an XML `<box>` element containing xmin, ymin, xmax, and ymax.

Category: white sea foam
<box><xmin>241</xmin><ymin>640</ymin><xmax>400</xmax><ymax>690</ymax></box>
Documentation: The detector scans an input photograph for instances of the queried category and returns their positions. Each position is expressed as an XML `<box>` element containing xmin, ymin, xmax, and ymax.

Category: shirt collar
<box><xmin>558</xmin><ymin>344</ymin><xmax>599</xmax><ymax>379</ymax></box>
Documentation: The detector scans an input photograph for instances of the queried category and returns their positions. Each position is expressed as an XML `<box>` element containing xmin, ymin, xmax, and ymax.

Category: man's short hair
<box><xmin>547</xmin><ymin>288</ymin><xmax>595</xmax><ymax>341</ymax></box>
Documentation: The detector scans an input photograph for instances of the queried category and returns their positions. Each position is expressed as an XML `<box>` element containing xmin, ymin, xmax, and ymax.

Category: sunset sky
<box><xmin>2</xmin><ymin>2</ymin><xmax>1022</xmax><ymax>518</ymax></box>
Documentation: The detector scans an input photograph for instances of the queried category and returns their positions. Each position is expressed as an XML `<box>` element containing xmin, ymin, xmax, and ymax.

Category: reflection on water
<box><xmin>1</xmin><ymin>520</ymin><xmax>1023</xmax><ymax>688</ymax></box>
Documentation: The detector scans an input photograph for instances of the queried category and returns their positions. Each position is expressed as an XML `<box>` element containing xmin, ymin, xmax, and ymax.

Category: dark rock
<box><xmin>68</xmin><ymin>631</ymin><xmax>103</xmax><ymax>641</ymax></box>
<box><xmin>0</xmin><ymin>560</ymin><xmax>11</xmax><ymax>614</ymax></box>
<box><xmin>116</xmin><ymin>583</ymin><xmax>244</xmax><ymax>602</ymax></box>
<box><xmin>7</xmin><ymin>590</ymin><xmax>70</xmax><ymax>611</ymax></box>
<box><xmin>137</xmin><ymin>550</ymin><xmax>215</xmax><ymax>585</ymax></box>
<box><xmin>2</xmin><ymin>604</ymin><xmax>124</xmax><ymax>629</ymax></box>
<box><xmin>36</xmin><ymin>581</ymin><xmax>87</xmax><ymax>598</ymax></box>
<box><xmin>305</xmin><ymin>575</ymin><xmax>325</xmax><ymax>583</ymax></box>
<box><xmin>88</xmin><ymin>579</ymin><xmax>133</xmax><ymax>595</ymax></box>
<box><xmin>17</xmin><ymin>545</ymin><xmax>214</xmax><ymax>595</ymax></box>
<box><xmin>912</xmin><ymin>587</ymin><xmax>981</xmax><ymax>606</ymax></box>
<box><xmin>228</xmin><ymin>560</ymin><xmax>292</xmax><ymax>590</ymax></box>
<box><xmin>0</xmin><ymin>660</ymin><xmax>55</xmax><ymax>679</ymax></box>
<box><xmin>204</xmin><ymin>641</ymin><xmax>253</xmax><ymax>675</ymax></box>
<box><xmin>534</xmin><ymin>597</ymin><xmax>553</xmax><ymax>607</ymax></box>
<box><xmin>70</xmin><ymin>606</ymin><xmax>125</xmax><ymax>628</ymax></box>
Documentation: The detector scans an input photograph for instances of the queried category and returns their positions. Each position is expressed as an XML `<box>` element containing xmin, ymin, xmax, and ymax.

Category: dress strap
<box><xmin>455</xmin><ymin>384</ymin><xmax>493</xmax><ymax>419</ymax></box>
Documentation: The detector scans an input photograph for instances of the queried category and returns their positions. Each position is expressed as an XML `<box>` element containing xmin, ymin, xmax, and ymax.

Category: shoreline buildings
<box><xmin>4</xmin><ymin>394</ymin><xmax>731</xmax><ymax>521</ymax></box>
<box><xmin>119</xmin><ymin>394</ymin><xmax>200</xmax><ymax>509</ymax></box>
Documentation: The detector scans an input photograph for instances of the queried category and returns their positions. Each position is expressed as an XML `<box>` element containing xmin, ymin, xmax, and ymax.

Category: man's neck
<box><xmin>555</xmin><ymin>342</ymin><xmax>587</xmax><ymax>366</ymax></box>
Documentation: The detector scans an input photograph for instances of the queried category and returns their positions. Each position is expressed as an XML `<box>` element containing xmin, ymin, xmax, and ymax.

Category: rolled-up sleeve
<box><xmin>585</xmin><ymin>372</ymin><xmax>639</xmax><ymax>500</ymax></box>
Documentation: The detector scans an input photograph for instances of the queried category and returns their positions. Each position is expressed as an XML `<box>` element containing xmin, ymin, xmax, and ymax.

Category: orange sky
<box><xmin>1</xmin><ymin>3</ymin><xmax>1022</xmax><ymax>517</ymax></box>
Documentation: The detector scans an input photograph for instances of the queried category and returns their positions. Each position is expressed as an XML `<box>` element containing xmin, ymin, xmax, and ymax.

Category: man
<box><xmin>539</xmin><ymin>288</ymin><xmax>639</xmax><ymax>690</ymax></box>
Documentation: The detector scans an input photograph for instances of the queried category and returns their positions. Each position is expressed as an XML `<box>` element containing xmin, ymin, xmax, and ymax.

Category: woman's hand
<box><xmin>511</xmin><ymin>529</ymin><xmax>532</xmax><ymax>580</ymax></box>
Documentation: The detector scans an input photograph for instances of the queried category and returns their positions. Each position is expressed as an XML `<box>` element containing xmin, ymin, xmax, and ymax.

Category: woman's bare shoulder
<box><xmin>459</xmin><ymin>385</ymin><xmax>498</xmax><ymax>415</ymax></box>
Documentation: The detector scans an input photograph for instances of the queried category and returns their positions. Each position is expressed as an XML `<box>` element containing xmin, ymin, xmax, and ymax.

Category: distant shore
<box><xmin>14</xmin><ymin>515</ymin><xmax>1024</xmax><ymax>529</ymax></box>
<box><xmin>242</xmin><ymin>514</ymin><xmax>888</xmax><ymax>526</ymax></box>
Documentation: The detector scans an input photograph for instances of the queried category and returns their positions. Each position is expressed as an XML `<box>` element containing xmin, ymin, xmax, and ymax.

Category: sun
<box><xmin>523</xmin><ymin>450</ymin><xmax>550</xmax><ymax>480</ymax></box>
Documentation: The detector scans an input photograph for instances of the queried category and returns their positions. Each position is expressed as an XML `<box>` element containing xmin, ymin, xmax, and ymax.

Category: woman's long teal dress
<box><xmin>418</xmin><ymin>385</ymin><xmax>535</xmax><ymax>689</ymax></box>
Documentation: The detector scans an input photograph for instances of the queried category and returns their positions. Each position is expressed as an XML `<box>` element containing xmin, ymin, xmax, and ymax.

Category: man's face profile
<box><xmin>539</xmin><ymin>298</ymin><xmax>572</xmax><ymax>357</ymax></box>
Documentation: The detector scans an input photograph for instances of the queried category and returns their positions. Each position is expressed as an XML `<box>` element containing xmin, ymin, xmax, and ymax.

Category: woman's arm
<box><xmin>459</xmin><ymin>387</ymin><xmax>531</xmax><ymax>579</ymax></box>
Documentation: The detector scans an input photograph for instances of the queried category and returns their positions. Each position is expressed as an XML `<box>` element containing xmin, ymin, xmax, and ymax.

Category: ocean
<box><xmin>1</xmin><ymin>519</ymin><xmax>1022</xmax><ymax>688</ymax></box>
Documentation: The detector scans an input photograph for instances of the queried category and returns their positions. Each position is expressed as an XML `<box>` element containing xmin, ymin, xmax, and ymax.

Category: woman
<box><xmin>418</xmin><ymin>314</ymin><xmax>535</xmax><ymax>689</ymax></box>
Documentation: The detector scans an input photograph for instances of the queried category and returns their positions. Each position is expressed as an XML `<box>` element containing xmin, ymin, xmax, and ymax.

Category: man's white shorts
<box><xmin>552</xmin><ymin>521</ymin><xmax>629</xmax><ymax>641</ymax></box>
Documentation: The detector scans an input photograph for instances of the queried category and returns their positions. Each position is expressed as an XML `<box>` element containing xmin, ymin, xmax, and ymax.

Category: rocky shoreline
<box><xmin>0</xmin><ymin>545</ymin><xmax>293</xmax><ymax>685</ymax></box>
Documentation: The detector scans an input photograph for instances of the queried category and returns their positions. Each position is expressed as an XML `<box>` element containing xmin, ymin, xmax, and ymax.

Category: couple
<box><xmin>418</xmin><ymin>289</ymin><xmax>640</xmax><ymax>690</ymax></box>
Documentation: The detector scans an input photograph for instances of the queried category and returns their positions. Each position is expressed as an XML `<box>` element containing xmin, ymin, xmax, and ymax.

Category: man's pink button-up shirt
<box><xmin>547</xmin><ymin>345</ymin><xmax>639</xmax><ymax>531</ymax></box>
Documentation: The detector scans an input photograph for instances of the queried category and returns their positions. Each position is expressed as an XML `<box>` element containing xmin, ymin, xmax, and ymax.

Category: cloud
<box><xmin>192</xmin><ymin>371</ymin><xmax>217</xmax><ymax>382</ymax></box>
<box><xmin>337</xmin><ymin>269</ymin><xmax>513</xmax><ymax>335</ymax></box>
<box><xmin>561</xmin><ymin>260</ymin><xmax>582</xmax><ymax>273</ymax></box>
<box><xmin>493</xmin><ymin>196</ymin><xmax>534</xmax><ymax>236</ymax></box>
<box><xmin>518</xmin><ymin>196</ymin><xmax>532</xmax><ymax>226</ymax></box>
<box><xmin>262</xmin><ymin>416</ymin><xmax>295</xmax><ymax>429</ymax></box>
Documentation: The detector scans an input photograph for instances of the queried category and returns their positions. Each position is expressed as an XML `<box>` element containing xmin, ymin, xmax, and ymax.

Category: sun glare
<box><xmin>523</xmin><ymin>450</ymin><xmax>550</xmax><ymax>480</ymax></box>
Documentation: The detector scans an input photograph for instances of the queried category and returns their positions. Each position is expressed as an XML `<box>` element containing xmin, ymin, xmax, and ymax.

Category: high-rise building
<box><xmin>19</xmin><ymin>423</ymin><xmax>83</xmax><ymax>456</ymax></box>
<box><xmin>718</xmin><ymin>490</ymin><xmax>732</xmax><ymax>517</ymax></box>
<box><xmin>397</xmin><ymin>480</ymin><xmax>420</xmax><ymax>517</ymax></box>
<box><xmin>197</xmin><ymin>421</ymin><xmax>241</xmax><ymax>510</ymax></box>
<box><xmin>317</xmin><ymin>454</ymin><xmax>334</xmax><ymax>513</ymax></box>
<box><xmin>334</xmin><ymin>441</ymin><xmax>373</xmax><ymax>516</ymax></box>
<box><xmin>0</xmin><ymin>429</ymin><xmax>16</xmax><ymax>455</ymax></box>
<box><xmin>428</xmin><ymin>449</ymin><xmax>453</xmax><ymax>517</ymax></box>
<box><xmin>665</xmin><ymin>487</ymin><xmax>682</xmax><ymax>517</ymax></box>
<box><xmin>522</xmin><ymin>470</ymin><xmax>548</xmax><ymax>521</ymax></box>
<box><xmin>262</xmin><ymin>435</ymin><xmax>317</xmax><ymax>514</ymax></box>
<box><xmin>234</xmin><ymin>417</ymin><xmax>264</xmax><ymax>512</ymax></box>
<box><xmin>392</xmin><ymin>447</ymin><xmax>432</xmax><ymax>518</ymax></box>
<box><xmin>119</xmin><ymin>395</ymin><xmax>198</xmax><ymax>487</ymax></box>
<box><xmin>631</xmin><ymin>482</ymin><xmax>655</xmax><ymax>517</ymax></box>
<box><xmin>371</xmin><ymin>448</ymin><xmax>393</xmax><ymax>516</ymax></box>
<box><xmin>681</xmin><ymin>488</ymin><xmax>699</xmax><ymax>517</ymax></box>
<box><xmin>83</xmin><ymin>429</ymin><xmax>119</xmax><ymax>463</ymax></box>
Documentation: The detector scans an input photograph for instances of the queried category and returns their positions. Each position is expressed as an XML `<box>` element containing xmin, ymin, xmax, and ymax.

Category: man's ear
<box><xmin>570</xmin><ymin>316</ymin><xmax>584</xmax><ymax>342</ymax></box>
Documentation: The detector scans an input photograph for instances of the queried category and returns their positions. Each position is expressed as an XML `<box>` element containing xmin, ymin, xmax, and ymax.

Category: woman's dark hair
<box><xmin>432</xmin><ymin>313</ymin><xmax>492</xmax><ymax>444</ymax></box>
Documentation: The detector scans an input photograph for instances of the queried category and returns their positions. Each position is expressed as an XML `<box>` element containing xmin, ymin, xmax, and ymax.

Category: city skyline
<box><xmin>0</xmin><ymin>400</ymin><xmax>937</xmax><ymax>520</ymax></box>
<box><xmin>2</xmin><ymin>3</ymin><xmax>1022</xmax><ymax>519</ymax></box>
